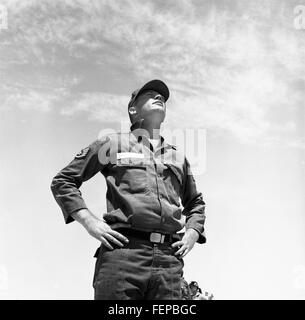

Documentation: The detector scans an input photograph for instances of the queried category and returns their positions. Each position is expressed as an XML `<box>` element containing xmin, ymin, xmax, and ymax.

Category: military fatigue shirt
<box><xmin>51</xmin><ymin>126</ymin><xmax>206</xmax><ymax>243</ymax></box>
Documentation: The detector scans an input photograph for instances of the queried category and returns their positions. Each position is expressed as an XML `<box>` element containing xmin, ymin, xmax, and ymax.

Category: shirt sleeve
<box><xmin>50</xmin><ymin>137</ymin><xmax>109</xmax><ymax>224</ymax></box>
<box><xmin>181</xmin><ymin>157</ymin><xmax>206</xmax><ymax>244</ymax></box>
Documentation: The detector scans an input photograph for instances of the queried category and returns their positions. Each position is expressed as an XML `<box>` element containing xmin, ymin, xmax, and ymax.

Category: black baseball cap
<box><xmin>128</xmin><ymin>79</ymin><xmax>170</xmax><ymax>109</ymax></box>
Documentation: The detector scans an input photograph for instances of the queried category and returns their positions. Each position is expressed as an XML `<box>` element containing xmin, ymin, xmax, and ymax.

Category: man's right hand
<box><xmin>71</xmin><ymin>209</ymin><xmax>129</xmax><ymax>250</ymax></box>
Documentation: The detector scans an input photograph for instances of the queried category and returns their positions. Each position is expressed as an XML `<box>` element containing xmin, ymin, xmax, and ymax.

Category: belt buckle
<box><xmin>150</xmin><ymin>232</ymin><xmax>165</xmax><ymax>243</ymax></box>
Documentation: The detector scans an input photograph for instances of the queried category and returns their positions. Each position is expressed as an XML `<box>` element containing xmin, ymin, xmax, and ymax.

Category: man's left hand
<box><xmin>171</xmin><ymin>228</ymin><xmax>199</xmax><ymax>258</ymax></box>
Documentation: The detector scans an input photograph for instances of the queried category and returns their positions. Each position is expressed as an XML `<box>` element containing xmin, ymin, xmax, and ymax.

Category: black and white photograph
<box><xmin>0</xmin><ymin>0</ymin><xmax>304</xmax><ymax>301</ymax></box>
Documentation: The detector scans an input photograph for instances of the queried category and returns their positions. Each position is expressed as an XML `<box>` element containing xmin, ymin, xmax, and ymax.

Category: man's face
<box><xmin>134</xmin><ymin>90</ymin><xmax>166</xmax><ymax>122</ymax></box>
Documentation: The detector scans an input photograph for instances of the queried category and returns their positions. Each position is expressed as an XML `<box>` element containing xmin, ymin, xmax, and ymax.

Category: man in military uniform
<box><xmin>51</xmin><ymin>79</ymin><xmax>206</xmax><ymax>300</ymax></box>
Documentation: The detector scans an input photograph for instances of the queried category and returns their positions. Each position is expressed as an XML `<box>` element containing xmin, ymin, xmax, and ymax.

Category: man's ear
<box><xmin>128</xmin><ymin>106</ymin><xmax>137</xmax><ymax>116</ymax></box>
<box><xmin>128</xmin><ymin>105</ymin><xmax>139</xmax><ymax>123</ymax></box>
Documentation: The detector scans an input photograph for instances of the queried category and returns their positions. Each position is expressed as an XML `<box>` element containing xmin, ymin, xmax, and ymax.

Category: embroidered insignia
<box><xmin>116</xmin><ymin>152</ymin><xmax>146</xmax><ymax>166</ymax></box>
<box><xmin>117</xmin><ymin>152</ymin><xmax>145</xmax><ymax>160</ymax></box>
<box><xmin>75</xmin><ymin>147</ymin><xmax>90</xmax><ymax>159</ymax></box>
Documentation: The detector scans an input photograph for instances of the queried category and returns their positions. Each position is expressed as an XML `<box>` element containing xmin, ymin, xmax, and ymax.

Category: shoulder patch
<box><xmin>75</xmin><ymin>147</ymin><xmax>90</xmax><ymax>159</ymax></box>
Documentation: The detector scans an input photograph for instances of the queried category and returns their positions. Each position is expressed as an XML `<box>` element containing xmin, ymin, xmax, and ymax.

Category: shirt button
<box><xmin>161</xmin><ymin>217</ymin><xmax>165</xmax><ymax>223</ymax></box>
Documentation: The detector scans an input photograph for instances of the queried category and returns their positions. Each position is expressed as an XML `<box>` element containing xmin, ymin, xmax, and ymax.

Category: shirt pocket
<box><xmin>163</xmin><ymin>163</ymin><xmax>183</xmax><ymax>206</ymax></box>
<box><xmin>115</xmin><ymin>159</ymin><xmax>149</xmax><ymax>194</ymax></box>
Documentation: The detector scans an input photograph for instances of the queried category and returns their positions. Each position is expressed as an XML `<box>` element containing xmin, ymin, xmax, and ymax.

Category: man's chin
<box><xmin>152</xmin><ymin>107</ymin><xmax>166</xmax><ymax>116</ymax></box>
<box><xmin>143</xmin><ymin>110</ymin><xmax>165</xmax><ymax>123</ymax></box>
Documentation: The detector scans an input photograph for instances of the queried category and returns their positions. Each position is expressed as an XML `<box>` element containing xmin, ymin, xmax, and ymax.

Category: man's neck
<box><xmin>141</xmin><ymin>119</ymin><xmax>162</xmax><ymax>139</ymax></box>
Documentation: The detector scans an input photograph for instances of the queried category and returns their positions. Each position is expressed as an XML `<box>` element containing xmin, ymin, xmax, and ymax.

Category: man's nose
<box><xmin>155</xmin><ymin>94</ymin><xmax>165</xmax><ymax>102</ymax></box>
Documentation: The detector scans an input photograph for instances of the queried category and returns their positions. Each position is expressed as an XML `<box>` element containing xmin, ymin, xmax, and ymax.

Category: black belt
<box><xmin>116</xmin><ymin>228</ymin><xmax>178</xmax><ymax>244</ymax></box>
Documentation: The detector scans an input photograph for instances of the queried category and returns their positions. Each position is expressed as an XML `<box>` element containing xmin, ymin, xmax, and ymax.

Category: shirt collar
<box><xmin>129</xmin><ymin>122</ymin><xmax>176</xmax><ymax>151</ymax></box>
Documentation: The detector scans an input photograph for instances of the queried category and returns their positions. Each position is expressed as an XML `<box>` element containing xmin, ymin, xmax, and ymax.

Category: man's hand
<box><xmin>71</xmin><ymin>209</ymin><xmax>129</xmax><ymax>250</ymax></box>
<box><xmin>171</xmin><ymin>228</ymin><xmax>199</xmax><ymax>258</ymax></box>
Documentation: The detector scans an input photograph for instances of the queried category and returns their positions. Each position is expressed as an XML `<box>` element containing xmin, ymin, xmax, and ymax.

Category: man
<box><xmin>51</xmin><ymin>79</ymin><xmax>206</xmax><ymax>300</ymax></box>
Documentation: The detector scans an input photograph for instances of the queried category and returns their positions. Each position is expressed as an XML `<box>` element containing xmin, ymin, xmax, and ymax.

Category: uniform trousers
<box><xmin>93</xmin><ymin>235</ymin><xmax>184</xmax><ymax>300</ymax></box>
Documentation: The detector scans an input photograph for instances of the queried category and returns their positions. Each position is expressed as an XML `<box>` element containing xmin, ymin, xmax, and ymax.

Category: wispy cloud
<box><xmin>0</xmin><ymin>0</ymin><xmax>304</xmax><ymax>147</ymax></box>
<box><xmin>60</xmin><ymin>92</ymin><xmax>128</xmax><ymax>122</ymax></box>
<box><xmin>0</xmin><ymin>85</ymin><xmax>58</xmax><ymax>113</ymax></box>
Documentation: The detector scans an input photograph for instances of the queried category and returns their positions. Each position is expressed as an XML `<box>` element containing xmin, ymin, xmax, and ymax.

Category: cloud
<box><xmin>60</xmin><ymin>92</ymin><xmax>128</xmax><ymax>122</ymax></box>
<box><xmin>0</xmin><ymin>0</ymin><xmax>304</xmax><ymax>148</ymax></box>
<box><xmin>0</xmin><ymin>86</ymin><xmax>57</xmax><ymax>113</ymax></box>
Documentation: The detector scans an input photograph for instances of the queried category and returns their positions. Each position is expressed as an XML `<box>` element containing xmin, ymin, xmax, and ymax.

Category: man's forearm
<box><xmin>185</xmin><ymin>228</ymin><xmax>200</xmax><ymax>241</ymax></box>
<box><xmin>71</xmin><ymin>208</ymin><xmax>128</xmax><ymax>248</ymax></box>
<box><xmin>71</xmin><ymin>209</ymin><xmax>101</xmax><ymax>230</ymax></box>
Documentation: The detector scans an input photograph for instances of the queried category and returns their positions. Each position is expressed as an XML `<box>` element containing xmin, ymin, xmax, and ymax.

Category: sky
<box><xmin>0</xmin><ymin>0</ymin><xmax>305</xmax><ymax>299</ymax></box>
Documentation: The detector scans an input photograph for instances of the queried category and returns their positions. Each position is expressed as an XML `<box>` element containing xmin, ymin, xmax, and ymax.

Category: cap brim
<box><xmin>136</xmin><ymin>79</ymin><xmax>170</xmax><ymax>102</ymax></box>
